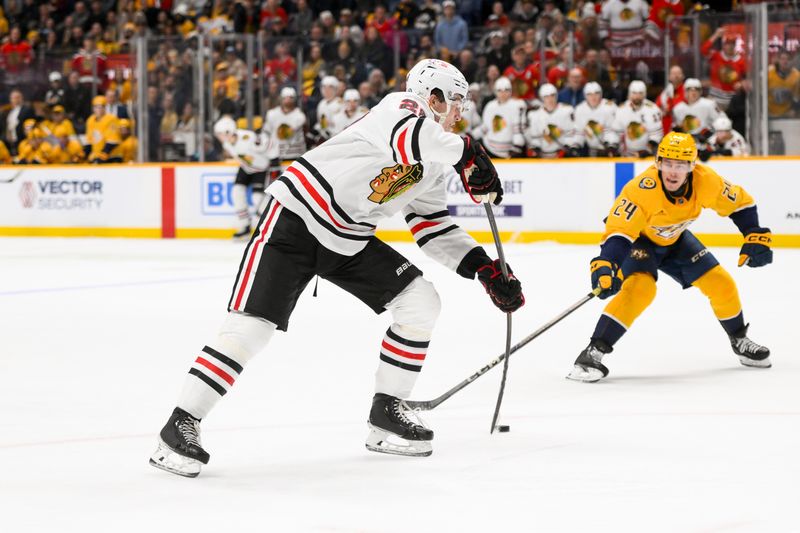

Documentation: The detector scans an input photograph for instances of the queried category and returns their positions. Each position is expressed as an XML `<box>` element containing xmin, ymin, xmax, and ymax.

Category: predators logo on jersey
<box><xmin>585</xmin><ymin>120</ymin><xmax>603</xmax><ymax>139</ymax></box>
<box><xmin>492</xmin><ymin>115</ymin><xmax>507</xmax><ymax>133</ymax></box>
<box><xmin>681</xmin><ymin>115</ymin><xmax>700</xmax><ymax>133</ymax></box>
<box><xmin>627</xmin><ymin>122</ymin><xmax>646</xmax><ymax>140</ymax></box>
<box><xmin>277</xmin><ymin>124</ymin><xmax>295</xmax><ymax>140</ymax></box>
<box><xmin>640</xmin><ymin>177</ymin><xmax>657</xmax><ymax>189</ymax></box>
<box><xmin>545</xmin><ymin>124</ymin><xmax>563</xmax><ymax>143</ymax></box>
<box><xmin>368</xmin><ymin>163</ymin><xmax>424</xmax><ymax>204</ymax></box>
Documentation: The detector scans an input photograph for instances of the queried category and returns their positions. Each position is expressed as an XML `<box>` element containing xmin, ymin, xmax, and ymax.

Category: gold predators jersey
<box><xmin>112</xmin><ymin>136</ymin><xmax>138</xmax><ymax>163</ymax></box>
<box><xmin>86</xmin><ymin>113</ymin><xmax>121</xmax><ymax>156</ymax></box>
<box><xmin>603</xmin><ymin>163</ymin><xmax>754</xmax><ymax>247</ymax></box>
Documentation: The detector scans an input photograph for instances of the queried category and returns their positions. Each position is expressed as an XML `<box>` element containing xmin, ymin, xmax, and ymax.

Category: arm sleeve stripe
<box><xmin>296</xmin><ymin>157</ymin><xmax>375</xmax><ymax>228</ymax></box>
<box><xmin>410</xmin><ymin>117</ymin><xmax>424</xmax><ymax>162</ymax></box>
<box><xmin>404</xmin><ymin>210</ymin><xmax>450</xmax><ymax>223</ymax></box>
<box><xmin>389</xmin><ymin>114</ymin><xmax>416</xmax><ymax>164</ymax></box>
<box><xmin>410</xmin><ymin>220</ymin><xmax>440</xmax><ymax>235</ymax></box>
<box><xmin>397</xmin><ymin>127</ymin><xmax>410</xmax><ymax>165</ymax></box>
<box><xmin>415</xmin><ymin>224</ymin><xmax>458</xmax><ymax>248</ymax></box>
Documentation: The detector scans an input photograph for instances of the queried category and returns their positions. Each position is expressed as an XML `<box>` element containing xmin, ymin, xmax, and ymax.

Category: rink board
<box><xmin>1</xmin><ymin>158</ymin><xmax>799</xmax><ymax>246</ymax></box>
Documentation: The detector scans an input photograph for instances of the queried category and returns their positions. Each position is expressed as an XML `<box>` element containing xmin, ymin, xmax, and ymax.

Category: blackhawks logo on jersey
<box><xmin>681</xmin><ymin>115</ymin><xmax>700</xmax><ymax>133</ymax></box>
<box><xmin>512</xmin><ymin>78</ymin><xmax>528</xmax><ymax>97</ymax></box>
<box><xmin>545</xmin><ymin>123</ymin><xmax>563</xmax><ymax>143</ymax></box>
<box><xmin>320</xmin><ymin>115</ymin><xmax>329</xmax><ymax>129</ymax></box>
<box><xmin>719</xmin><ymin>65</ymin><xmax>739</xmax><ymax>85</ymax></box>
<box><xmin>585</xmin><ymin>120</ymin><xmax>603</xmax><ymax>139</ymax></box>
<box><xmin>619</xmin><ymin>7</ymin><xmax>635</xmax><ymax>21</ymax></box>
<box><xmin>368</xmin><ymin>163</ymin><xmax>424</xmax><ymax>204</ymax></box>
<box><xmin>492</xmin><ymin>115</ymin><xmax>507</xmax><ymax>133</ymax></box>
<box><xmin>277</xmin><ymin>124</ymin><xmax>294</xmax><ymax>140</ymax></box>
<box><xmin>452</xmin><ymin>118</ymin><xmax>467</xmax><ymax>134</ymax></box>
<box><xmin>626</xmin><ymin>122</ymin><xmax>645</xmax><ymax>140</ymax></box>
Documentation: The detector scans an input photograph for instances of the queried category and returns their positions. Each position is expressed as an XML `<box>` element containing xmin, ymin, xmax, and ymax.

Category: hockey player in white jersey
<box><xmin>707</xmin><ymin>116</ymin><xmax>750</xmax><ymax>158</ymax></box>
<box><xmin>313</xmin><ymin>76</ymin><xmax>344</xmax><ymax>144</ymax></box>
<box><xmin>214</xmin><ymin>116</ymin><xmax>281</xmax><ymax>238</ymax></box>
<box><xmin>330</xmin><ymin>88</ymin><xmax>368</xmax><ymax>136</ymax></box>
<box><xmin>574</xmin><ymin>82</ymin><xmax>620</xmax><ymax>157</ymax></box>
<box><xmin>525</xmin><ymin>83</ymin><xmax>581</xmax><ymax>158</ymax></box>
<box><xmin>613</xmin><ymin>80</ymin><xmax>663</xmax><ymax>157</ymax></box>
<box><xmin>672</xmin><ymin>78</ymin><xmax>725</xmax><ymax>152</ymax></box>
<box><xmin>480</xmin><ymin>77</ymin><xmax>526</xmax><ymax>158</ymax></box>
<box><xmin>265</xmin><ymin>86</ymin><xmax>307</xmax><ymax>161</ymax></box>
<box><xmin>150</xmin><ymin>59</ymin><xmax>525</xmax><ymax>477</ymax></box>
<box><xmin>451</xmin><ymin>83</ymin><xmax>483</xmax><ymax>139</ymax></box>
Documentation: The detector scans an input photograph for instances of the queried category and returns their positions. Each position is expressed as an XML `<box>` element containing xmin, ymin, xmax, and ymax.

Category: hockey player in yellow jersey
<box><xmin>53</xmin><ymin>123</ymin><xmax>86</xmax><ymax>164</ymax></box>
<box><xmin>568</xmin><ymin>132</ymin><xmax>773</xmax><ymax>382</ymax></box>
<box><xmin>0</xmin><ymin>139</ymin><xmax>11</xmax><ymax>164</ymax></box>
<box><xmin>112</xmin><ymin>118</ymin><xmax>138</xmax><ymax>163</ymax></box>
<box><xmin>84</xmin><ymin>95</ymin><xmax>122</xmax><ymax>163</ymax></box>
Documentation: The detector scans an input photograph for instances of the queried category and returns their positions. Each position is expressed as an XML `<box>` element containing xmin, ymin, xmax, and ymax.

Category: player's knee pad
<box><xmin>210</xmin><ymin>311</ymin><xmax>277</xmax><ymax>366</ymax></box>
<box><xmin>232</xmin><ymin>183</ymin><xmax>248</xmax><ymax>212</ymax></box>
<box><xmin>693</xmin><ymin>265</ymin><xmax>741</xmax><ymax>319</ymax></box>
<box><xmin>386</xmin><ymin>277</ymin><xmax>441</xmax><ymax>339</ymax></box>
<box><xmin>605</xmin><ymin>272</ymin><xmax>657</xmax><ymax>327</ymax></box>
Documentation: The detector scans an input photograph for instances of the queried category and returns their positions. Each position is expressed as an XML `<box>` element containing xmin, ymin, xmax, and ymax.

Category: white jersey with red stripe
<box><xmin>222</xmin><ymin>128</ymin><xmax>279</xmax><ymax>173</ymax></box>
<box><xmin>315</xmin><ymin>97</ymin><xmax>344</xmax><ymax>140</ymax></box>
<box><xmin>330</xmin><ymin>106</ymin><xmax>368</xmax><ymax>136</ymax></box>
<box><xmin>525</xmin><ymin>103</ymin><xmax>579</xmax><ymax>155</ymax></box>
<box><xmin>480</xmin><ymin>97</ymin><xmax>527</xmax><ymax>158</ymax></box>
<box><xmin>264</xmin><ymin>105</ymin><xmax>307</xmax><ymax>160</ymax></box>
<box><xmin>267</xmin><ymin>91</ymin><xmax>478</xmax><ymax>267</ymax></box>
<box><xmin>574</xmin><ymin>99</ymin><xmax>619</xmax><ymax>151</ymax></box>
<box><xmin>612</xmin><ymin>99</ymin><xmax>663</xmax><ymax>155</ymax></box>
<box><xmin>708</xmin><ymin>129</ymin><xmax>750</xmax><ymax>156</ymax></box>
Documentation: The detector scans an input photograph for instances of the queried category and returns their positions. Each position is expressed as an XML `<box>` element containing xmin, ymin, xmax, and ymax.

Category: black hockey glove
<box><xmin>698</xmin><ymin>147</ymin><xmax>713</xmax><ymax>162</ymax></box>
<box><xmin>636</xmin><ymin>149</ymin><xmax>652</xmax><ymax>159</ymax></box>
<box><xmin>604</xmin><ymin>143</ymin><xmax>619</xmax><ymax>158</ymax></box>
<box><xmin>456</xmin><ymin>137</ymin><xmax>502</xmax><ymax>204</ymax></box>
<box><xmin>738</xmin><ymin>228</ymin><xmax>772</xmax><ymax>268</ymax></box>
<box><xmin>566</xmin><ymin>146</ymin><xmax>582</xmax><ymax>158</ymax></box>
<box><xmin>590</xmin><ymin>256</ymin><xmax>623</xmax><ymax>299</ymax></box>
<box><xmin>477</xmin><ymin>259</ymin><xmax>525</xmax><ymax>313</ymax></box>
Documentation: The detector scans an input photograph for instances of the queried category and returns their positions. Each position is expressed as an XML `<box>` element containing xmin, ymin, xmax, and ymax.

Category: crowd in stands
<box><xmin>0</xmin><ymin>0</ymin><xmax>798</xmax><ymax>164</ymax></box>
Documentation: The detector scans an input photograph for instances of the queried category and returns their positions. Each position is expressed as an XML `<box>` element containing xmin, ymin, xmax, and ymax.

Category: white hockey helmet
<box><xmin>684</xmin><ymin>78</ymin><xmax>702</xmax><ymax>90</ymax></box>
<box><xmin>280</xmin><ymin>86</ymin><xmax>297</xmax><ymax>99</ymax></box>
<box><xmin>539</xmin><ymin>83</ymin><xmax>558</xmax><ymax>98</ymax></box>
<box><xmin>628</xmin><ymin>80</ymin><xmax>647</xmax><ymax>95</ymax></box>
<box><xmin>321</xmin><ymin>75</ymin><xmax>340</xmax><ymax>89</ymax></box>
<box><xmin>343</xmin><ymin>88</ymin><xmax>360</xmax><ymax>102</ymax></box>
<box><xmin>406</xmin><ymin>58</ymin><xmax>469</xmax><ymax>124</ymax></box>
<box><xmin>713</xmin><ymin>116</ymin><xmax>732</xmax><ymax>131</ymax></box>
<box><xmin>583</xmin><ymin>81</ymin><xmax>602</xmax><ymax>96</ymax></box>
<box><xmin>213</xmin><ymin>116</ymin><xmax>237</xmax><ymax>139</ymax></box>
<box><xmin>494</xmin><ymin>76</ymin><xmax>512</xmax><ymax>94</ymax></box>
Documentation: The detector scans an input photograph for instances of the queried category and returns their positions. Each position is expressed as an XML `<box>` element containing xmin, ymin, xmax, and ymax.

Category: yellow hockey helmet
<box><xmin>657</xmin><ymin>132</ymin><xmax>697</xmax><ymax>163</ymax></box>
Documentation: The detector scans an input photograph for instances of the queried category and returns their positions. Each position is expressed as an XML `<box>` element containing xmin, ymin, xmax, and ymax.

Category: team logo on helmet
<box><xmin>681</xmin><ymin>115</ymin><xmax>699</xmax><ymax>133</ymax></box>
<box><xmin>277</xmin><ymin>124</ymin><xmax>294</xmax><ymax>140</ymax></box>
<box><xmin>639</xmin><ymin>177</ymin><xmax>657</xmax><ymax>189</ymax></box>
<box><xmin>492</xmin><ymin>115</ymin><xmax>507</xmax><ymax>132</ymax></box>
<box><xmin>368</xmin><ymin>163</ymin><xmax>424</xmax><ymax>204</ymax></box>
<box><xmin>627</xmin><ymin>122</ymin><xmax>645</xmax><ymax>139</ymax></box>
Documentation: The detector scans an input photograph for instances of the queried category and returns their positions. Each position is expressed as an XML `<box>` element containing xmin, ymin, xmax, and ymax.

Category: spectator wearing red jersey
<box><xmin>503</xmin><ymin>45</ymin><xmax>539</xmax><ymax>101</ymax></box>
<box><xmin>366</xmin><ymin>4</ymin><xmax>396</xmax><ymax>42</ymax></box>
<box><xmin>644</xmin><ymin>0</ymin><xmax>684</xmax><ymax>41</ymax></box>
<box><xmin>0</xmin><ymin>27</ymin><xmax>34</xmax><ymax>73</ymax></box>
<box><xmin>264</xmin><ymin>41</ymin><xmax>297</xmax><ymax>84</ymax></box>
<box><xmin>655</xmin><ymin>65</ymin><xmax>686</xmax><ymax>132</ymax></box>
<box><xmin>259</xmin><ymin>0</ymin><xmax>288</xmax><ymax>28</ymax></box>
<box><xmin>71</xmin><ymin>36</ymin><xmax>107</xmax><ymax>91</ymax></box>
<box><xmin>701</xmin><ymin>28</ymin><xmax>747</xmax><ymax>110</ymax></box>
<box><xmin>488</xmin><ymin>2</ymin><xmax>510</xmax><ymax>28</ymax></box>
<box><xmin>547</xmin><ymin>48</ymin><xmax>573</xmax><ymax>89</ymax></box>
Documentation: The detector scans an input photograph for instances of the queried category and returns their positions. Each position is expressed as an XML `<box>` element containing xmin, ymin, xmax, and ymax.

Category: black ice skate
<box><xmin>149</xmin><ymin>407</ymin><xmax>210</xmax><ymax>478</ymax></box>
<box><xmin>567</xmin><ymin>340</ymin><xmax>612</xmax><ymax>382</ymax></box>
<box><xmin>366</xmin><ymin>393</ymin><xmax>433</xmax><ymax>457</ymax></box>
<box><xmin>729</xmin><ymin>324</ymin><xmax>771</xmax><ymax>368</ymax></box>
<box><xmin>232</xmin><ymin>225</ymin><xmax>251</xmax><ymax>240</ymax></box>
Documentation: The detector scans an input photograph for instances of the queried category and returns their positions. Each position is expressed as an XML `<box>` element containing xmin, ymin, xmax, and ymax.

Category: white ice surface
<box><xmin>0</xmin><ymin>238</ymin><xmax>797</xmax><ymax>533</ymax></box>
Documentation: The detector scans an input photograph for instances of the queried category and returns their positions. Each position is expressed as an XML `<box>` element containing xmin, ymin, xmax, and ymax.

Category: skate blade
<box><xmin>566</xmin><ymin>365</ymin><xmax>605</xmax><ymax>383</ymax></box>
<box><xmin>738</xmin><ymin>355</ymin><xmax>771</xmax><ymax>368</ymax></box>
<box><xmin>149</xmin><ymin>440</ymin><xmax>202</xmax><ymax>478</ymax></box>
<box><xmin>365</xmin><ymin>426</ymin><xmax>432</xmax><ymax>457</ymax></box>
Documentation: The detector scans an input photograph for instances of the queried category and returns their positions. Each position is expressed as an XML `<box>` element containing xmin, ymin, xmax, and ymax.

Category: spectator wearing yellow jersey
<box><xmin>53</xmin><ymin>123</ymin><xmax>86</xmax><ymax>164</ymax></box>
<box><xmin>84</xmin><ymin>95</ymin><xmax>122</xmax><ymax>163</ymax></box>
<box><xmin>0</xmin><ymin>139</ymin><xmax>11</xmax><ymax>164</ymax></box>
<box><xmin>113</xmin><ymin>118</ymin><xmax>138</xmax><ymax>163</ymax></box>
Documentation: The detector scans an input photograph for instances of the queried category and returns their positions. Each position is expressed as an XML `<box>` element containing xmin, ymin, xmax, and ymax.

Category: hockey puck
<box><xmin>497</xmin><ymin>425</ymin><xmax>510</xmax><ymax>433</ymax></box>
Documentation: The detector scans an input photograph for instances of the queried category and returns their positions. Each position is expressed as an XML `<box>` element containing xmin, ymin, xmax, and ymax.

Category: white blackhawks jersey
<box><xmin>265</xmin><ymin>106</ymin><xmax>307</xmax><ymax>160</ymax></box>
<box><xmin>612</xmin><ymin>99</ymin><xmax>663</xmax><ymax>155</ymax></box>
<box><xmin>330</xmin><ymin>106</ymin><xmax>368</xmax><ymax>136</ymax></box>
<box><xmin>672</xmin><ymin>98</ymin><xmax>724</xmax><ymax>136</ymax></box>
<box><xmin>451</xmin><ymin>104</ymin><xmax>483</xmax><ymax>140</ymax></box>
<box><xmin>316</xmin><ymin>97</ymin><xmax>344</xmax><ymax>139</ymax></box>
<box><xmin>574</xmin><ymin>99</ymin><xmax>619</xmax><ymax>150</ymax></box>
<box><xmin>480</xmin><ymin>98</ymin><xmax>526</xmax><ymax>158</ymax></box>
<box><xmin>267</xmin><ymin>91</ymin><xmax>479</xmax><ymax>268</ymax></box>
<box><xmin>525</xmin><ymin>104</ymin><xmax>579</xmax><ymax>155</ymax></box>
<box><xmin>222</xmin><ymin>128</ymin><xmax>279</xmax><ymax>174</ymax></box>
<box><xmin>708</xmin><ymin>129</ymin><xmax>750</xmax><ymax>156</ymax></box>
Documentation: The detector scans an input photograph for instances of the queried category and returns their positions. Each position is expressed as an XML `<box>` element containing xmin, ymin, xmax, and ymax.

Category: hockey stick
<box><xmin>482</xmin><ymin>196</ymin><xmax>513</xmax><ymax>434</ymax></box>
<box><xmin>406</xmin><ymin>287</ymin><xmax>601</xmax><ymax>412</ymax></box>
<box><xmin>0</xmin><ymin>169</ymin><xmax>24</xmax><ymax>184</ymax></box>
